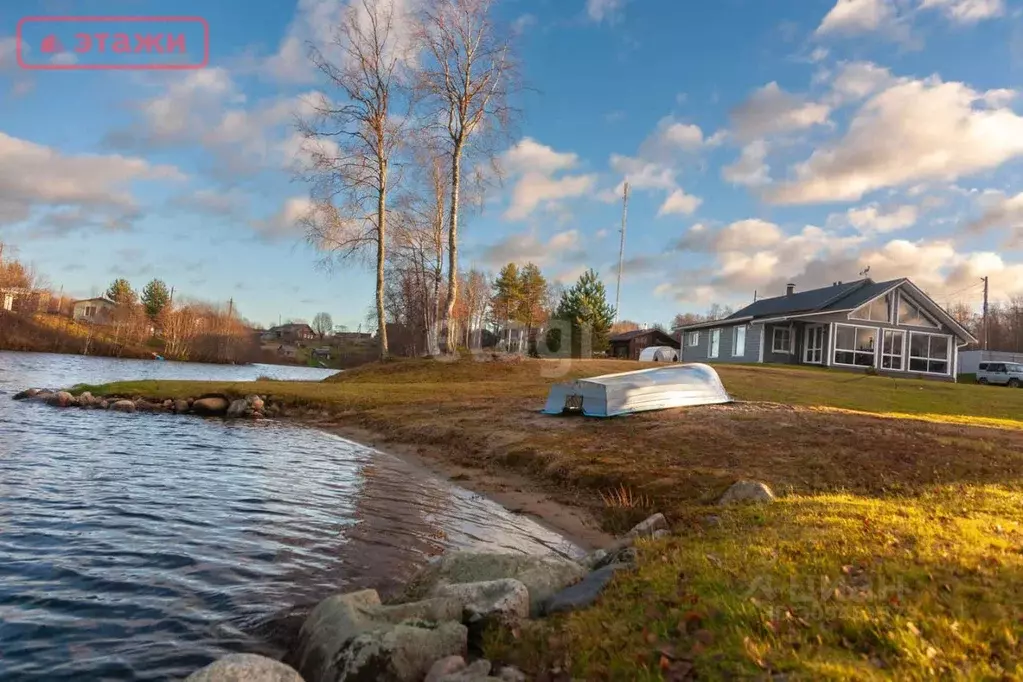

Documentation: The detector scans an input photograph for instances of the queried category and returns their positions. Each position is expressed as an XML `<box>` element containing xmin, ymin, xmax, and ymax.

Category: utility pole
<box><xmin>982</xmin><ymin>276</ymin><xmax>989</xmax><ymax>350</ymax></box>
<box><xmin>614</xmin><ymin>181</ymin><xmax>630</xmax><ymax>324</ymax></box>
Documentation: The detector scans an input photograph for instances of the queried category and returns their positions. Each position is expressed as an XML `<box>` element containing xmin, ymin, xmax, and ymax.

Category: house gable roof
<box><xmin>73</xmin><ymin>297</ymin><xmax>115</xmax><ymax>305</ymax></box>
<box><xmin>609</xmin><ymin>328</ymin><xmax>678</xmax><ymax>346</ymax></box>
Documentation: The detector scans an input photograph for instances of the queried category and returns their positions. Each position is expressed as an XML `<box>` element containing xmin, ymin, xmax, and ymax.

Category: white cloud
<box><xmin>657</xmin><ymin>188</ymin><xmax>702</xmax><ymax>216</ymax></box>
<box><xmin>675</xmin><ymin>219</ymin><xmax>785</xmax><ymax>253</ymax></box>
<box><xmin>829</xmin><ymin>61</ymin><xmax>894</xmax><ymax>104</ymax></box>
<box><xmin>768</xmin><ymin>76</ymin><xmax>1023</xmax><ymax>204</ymax></box>
<box><xmin>608</xmin><ymin>154</ymin><xmax>677</xmax><ymax>192</ymax></box>
<box><xmin>500</xmin><ymin>139</ymin><xmax>596</xmax><ymax>221</ymax></box>
<box><xmin>920</xmin><ymin>0</ymin><xmax>1005</xmax><ymax>23</ymax></box>
<box><xmin>480</xmin><ymin>229</ymin><xmax>583</xmax><ymax>267</ymax></box>
<box><xmin>731</xmin><ymin>82</ymin><xmax>831</xmax><ymax>141</ymax></box>
<box><xmin>586</xmin><ymin>0</ymin><xmax>628</xmax><ymax>22</ymax></box>
<box><xmin>842</xmin><ymin>203</ymin><xmax>919</xmax><ymax>233</ymax></box>
<box><xmin>251</xmin><ymin>196</ymin><xmax>315</xmax><ymax>240</ymax></box>
<box><xmin>172</xmin><ymin>188</ymin><xmax>249</xmax><ymax>217</ymax></box>
<box><xmin>816</xmin><ymin>0</ymin><xmax>896</xmax><ymax>36</ymax></box>
<box><xmin>722</xmin><ymin>140</ymin><xmax>770</xmax><ymax>187</ymax></box>
<box><xmin>0</xmin><ymin>131</ymin><xmax>183</xmax><ymax>229</ymax></box>
<box><xmin>968</xmin><ymin>190</ymin><xmax>1023</xmax><ymax>246</ymax></box>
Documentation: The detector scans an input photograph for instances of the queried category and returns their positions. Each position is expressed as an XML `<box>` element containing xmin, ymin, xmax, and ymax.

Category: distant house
<box><xmin>333</xmin><ymin>331</ymin><xmax>373</xmax><ymax>342</ymax></box>
<box><xmin>675</xmin><ymin>278</ymin><xmax>977</xmax><ymax>381</ymax></box>
<box><xmin>72</xmin><ymin>297</ymin><xmax>117</xmax><ymax>325</ymax></box>
<box><xmin>261</xmin><ymin>323</ymin><xmax>317</xmax><ymax>343</ymax></box>
<box><xmin>0</xmin><ymin>287</ymin><xmax>49</xmax><ymax>314</ymax></box>
<box><xmin>277</xmin><ymin>344</ymin><xmax>298</xmax><ymax>359</ymax></box>
<box><xmin>608</xmin><ymin>328</ymin><xmax>680</xmax><ymax>360</ymax></box>
<box><xmin>311</xmin><ymin>346</ymin><xmax>332</xmax><ymax>360</ymax></box>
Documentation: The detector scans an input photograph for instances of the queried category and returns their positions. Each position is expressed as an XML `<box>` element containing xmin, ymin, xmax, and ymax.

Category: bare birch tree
<box><xmin>418</xmin><ymin>0</ymin><xmax>517</xmax><ymax>353</ymax></box>
<box><xmin>299</xmin><ymin>0</ymin><xmax>419</xmax><ymax>359</ymax></box>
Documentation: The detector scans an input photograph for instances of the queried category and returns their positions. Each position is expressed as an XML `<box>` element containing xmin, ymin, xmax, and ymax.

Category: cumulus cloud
<box><xmin>828</xmin><ymin>61</ymin><xmax>894</xmax><ymax>104</ymax></box>
<box><xmin>768</xmin><ymin>76</ymin><xmax>1023</xmax><ymax>204</ymax></box>
<box><xmin>251</xmin><ymin>197</ymin><xmax>315</xmax><ymax>240</ymax></box>
<box><xmin>840</xmin><ymin>203</ymin><xmax>920</xmax><ymax>233</ymax></box>
<box><xmin>657</xmin><ymin>188</ymin><xmax>702</xmax><ymax>216</ymax></box>
<box><xmin>479</xmin><ymin>229</ymin><xmax>584</xmax><ymax>267</ymax></box>
<box><xmin>722</xmin><ymin>140</ymin><xmax>770</xmax><ymax>187</ymax></box>
<box><xmin>0</xmin><ymin>131</ymin><xmax>183</xmax><ymax>230</ymax></box>
<box><xmin>919</xmin><ymin>0</ymin><xmax>1005</xmax><ymax>23</ymax></box>
<box><xmin>730</xmin><ymin>82</ymin><xmax>831</xmax><ymax>141</ymax></box>
<box><xmin>500</xmin><ymin>139</ymin><xmax>596</xmax><ymax>221</ymax></box>
<box><xmin>674</xmin><ymin>220</ymin><xmax>785</xmax><ymax>253</ymax></box>
<box><xmin>968</xmin><ymin>190</ymin><xmax>1023</xmax><ymax>247</ymax></box>
<box><xmin>816</xmin><ymin>0</ymin><xmax>896</xmax><ymax>36</ymax></box>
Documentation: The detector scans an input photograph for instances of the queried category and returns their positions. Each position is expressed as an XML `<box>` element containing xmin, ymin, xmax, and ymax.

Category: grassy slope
<box><xmin>76</xmin><ymin>360</ymin><xmax>1023</xmax><ymax>680</ymax></box>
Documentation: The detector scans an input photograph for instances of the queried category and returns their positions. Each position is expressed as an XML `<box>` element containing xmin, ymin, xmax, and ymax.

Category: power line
<box><xmin>944</xmin><ymin>281</ymin><xmax>984</xmax><ymax>300</ymax></box>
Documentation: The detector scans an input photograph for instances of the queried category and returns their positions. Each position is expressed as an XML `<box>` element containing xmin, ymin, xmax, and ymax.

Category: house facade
<box><xmin>72</xmin><ymin>297</ymin><xmax>117</xmax><ymax>324</ymax></box>
<box><xmin>677</xmin><ymin>278</ymin><xmax>976</xmax><ymax>381</ymax></box>
<box><xmin>261</xmin><ymin>323</ymin><xmax>317</xmax><ymax>343</ymax></box>
<box><xmin>608</xmin><ymin>328</ymin><xmax>680</xmax><ymax>360</ymax></box>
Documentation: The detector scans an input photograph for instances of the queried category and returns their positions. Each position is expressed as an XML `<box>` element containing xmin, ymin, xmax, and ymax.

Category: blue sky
<box><xmin>2</xmin><ymin>0</ymin><xmax>1023</xmax><ymax>330</ymax></box>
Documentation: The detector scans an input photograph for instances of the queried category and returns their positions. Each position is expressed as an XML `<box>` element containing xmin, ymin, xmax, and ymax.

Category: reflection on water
<box><xmin>0</xmin><ymin>352</ymin><xmax>581</xmax><ymax>681</ymax></box>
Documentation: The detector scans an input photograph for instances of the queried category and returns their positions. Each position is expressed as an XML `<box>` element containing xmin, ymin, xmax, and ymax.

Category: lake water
<box><xmin>0</xmin><ymin>352</ymin><xmax>581</xmax><ymax>681</ymax></box>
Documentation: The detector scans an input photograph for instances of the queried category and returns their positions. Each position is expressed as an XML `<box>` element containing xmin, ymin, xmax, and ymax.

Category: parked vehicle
<box><xmin>977</xmin><ymin>362</ymin><xmax>1023</xmax><ymax>387</ymax></box>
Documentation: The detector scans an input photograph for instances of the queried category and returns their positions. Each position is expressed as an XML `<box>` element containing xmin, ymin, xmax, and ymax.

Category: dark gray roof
<box><xmin>609</xmin><ymin>328</ymin><xmax>676</xmax><ymax>343</ymax></box>
<box><xmin>722</xmin><ymin>278</ymin><xmax>909</xmax><ymax>321</ymax></box>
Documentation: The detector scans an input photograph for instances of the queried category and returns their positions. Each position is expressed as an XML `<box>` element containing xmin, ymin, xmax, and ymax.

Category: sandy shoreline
<box><xmin>302</xmin><ymin>420</ymin><xmax>614</xmax><ymax>552</ymax></box>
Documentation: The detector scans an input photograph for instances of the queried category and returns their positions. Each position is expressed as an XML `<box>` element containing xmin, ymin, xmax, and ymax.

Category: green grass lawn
<box><xmin>72</xmin><ymin>359</ymin><xmax>1023</xmax><ymax>680</ymax></box>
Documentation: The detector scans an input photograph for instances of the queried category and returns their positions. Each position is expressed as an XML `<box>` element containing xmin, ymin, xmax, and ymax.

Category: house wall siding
<box><xmin>681</xmin><ymin>323</ymin><xmax>755</xmax><ymax>364</ymax></box>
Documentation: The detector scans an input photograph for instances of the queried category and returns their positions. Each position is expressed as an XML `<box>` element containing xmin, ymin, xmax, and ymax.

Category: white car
<box><xmin>977</xmin><ymin>362</ymin><xmax>1023</xmax><ymax>388</ymax></box>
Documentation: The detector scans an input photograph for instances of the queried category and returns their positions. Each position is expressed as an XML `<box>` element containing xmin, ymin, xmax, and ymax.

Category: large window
<box><xmin>909</xmin><ymin>333</ymin><xmax>950</xmax><ymax>374</ymax></box>
<box><xmin>804</xmin><ymin>325</ymin><xmax>824</xmax><ymax>364</ymax></box>
<box><xmin>772</xmin><ymin>327</ymin><xmax>791</xmax><ymax>354</ymax></box>
<box><xmin>852</xmin><ymin>293</ymin><xmax>893</xmax><ymax>323</ymax></box>
<box><xmin>687</xmin><ymin>331</ymin><xmax>700</xmax><ymax>347</ymax></box>
<box><xmin>732</xmin><ymin>326</ymin><xmax>746</xmax><ymax>357</ymax></box>
<box><xmin>709</xmin><ymin>329</ymin><xmax>721</xmax><ymax>358</ymax></box>
<box><xmin>882</xmin><ymin>329</ymin><xmax>904</xmax><ymax>370</ymax></box>
<box><xmin>898</xmin><ymin>295</ymin><xmax>939</xmax><ymax>328</ymax></box>
<box><xmin>834</xmin><ymin>325</ymin><xmax>877</xmax><ymax>367</ymax></box>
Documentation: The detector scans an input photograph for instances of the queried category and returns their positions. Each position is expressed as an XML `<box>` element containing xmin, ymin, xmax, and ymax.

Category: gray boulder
<box><xmin>110</xmin><ymin>400</ymin><xmax>136</xmax><ymax>413</ymax></box>
<box><xmin>543</xmin><ymin>563</ymin><xmax>631</xmax><ymax>615</ymax></box>
<box><xmin>174</xmin><ymin>399</ymin><xmax>190</xmax><ymax>414</ymax></box>
<box><xmin>226</xmin><ymin>399</ymin><xmax>249</xmax><ymax>419</ymax></box>
<box><xmin>294</xmin><ymin>589</ymin><xmax>466</xmax><ymax>682</ymax></box>
<box><xmin>719</xmin><ymin>480</ymin><xmax>776</xmax><ymax>505</ymax></box>
<box><xmin>626</xmin><ymin>513</ymin><xmax>668</xmax><ymax>539</ymax></box>
<box><xmin>431</xmin><ymin>579</ymin><xmax>530</xmax><ymax>622</ymax></box>
<box><xmin>403</xmin><ymin>552</ymin><xmax>586</xmax><ymax>617</ymax></box>
<box><xmin>78</xmin><ymin>392</ymin><xmax>96</xmax><ymax>407</ymax></box>
<box><xmin>185</xmin><ymin>654</ymin><xmax>304</xmax><ymax>681</ymax></box>
<box><xmin>192</xmin><ymin>396</ymin><xmax>230</xmax><ymax>416</ymax></box>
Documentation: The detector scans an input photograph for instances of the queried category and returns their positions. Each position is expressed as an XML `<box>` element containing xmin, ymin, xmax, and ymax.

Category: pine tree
<box><xmin>492</xmin><ymin>263</ymin><xmax>522</xmax><ymax>346</ymax></box>
<box><xmin>517</xmin><ymin>263</ymin><xmax>548</xmax><ymax>354</ymax></box>
<box><xmin>141</xmin><ymin>279</ymin><xmax>170</xmax><ymax>319</ymax></box>
<box><xmin>105</xmin><ymin>278</ymin><xmax>137</xmax><ymax>307</ymax></box>
<box><xmin>552</xmin><ymin>268</ymin><xmax>615</xmax><ymax>358</ymax></box>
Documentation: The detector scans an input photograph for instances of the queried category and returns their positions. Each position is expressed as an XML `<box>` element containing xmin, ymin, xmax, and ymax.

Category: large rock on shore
<box><xmin>431</xmin><ymin>579</ymin><xmax>529</xmax><ymax>622</ymax></box>
<box><xmin>294</xmin><ymin>589</ymin><xmax>467</xmax><ymax>682</ymax></box>
<box><xmin>192</xmin><ymin>396</ymin><xmax>230</xmax><ymax>416</ymax></box>
<box><xmin>402</xmin><ymin>551</ymin><xmax>586</xmax><ymax>617</ymax></box>
<box><xmin>110</xmin><ymin>400</ymin><xmax>136</xmax><ymax>413</ymax></box>
<box><xmin>12</xmin><ymin>388</ymin><xmax>41</xmax><ymax>401</ymax></box>
<box><xmin>185</xmin><ymin>654</ymin><xmax>304</xmax><ymax>681</ymax></box>
<box><xmin>47</xmin><ymin>391</ymin><xmax>76</xmax><ymax>407</ymax></box>
<box><xmin>719</xmin><ymin>480</ymin><xmax>776</xmax><ymax>505</ymax></box>
<box><xmin>226</xmin><ymin>399</ymin><xmax>249</xmax><ymax>418</ymax></box>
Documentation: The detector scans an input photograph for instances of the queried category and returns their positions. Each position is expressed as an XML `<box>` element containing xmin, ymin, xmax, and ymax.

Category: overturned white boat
<box><xmin>542</xmin><ymin>363</ymin><xmax>732</xmax><ymax>418</ymax></box>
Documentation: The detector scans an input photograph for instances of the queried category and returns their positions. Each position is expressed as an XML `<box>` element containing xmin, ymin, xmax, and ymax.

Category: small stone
<box><xmin>252</xmin><ymin>412</ymin><xmax>265</xmax><ymax>420</ymax></box>
<box><xmin>426</xmin><ymin>656</ymin><xmax>467</xmax><ymax>682</ymax></box>
<box><xmin>174</xmin><ymin>399</ymin><xmax>190</xmax><ymax>414</ymax></box>
<box><xmin>718</xmin><ymin>480</ymin><xmax>776</xmax><ymax>506</ymax></box>
<box><xmin>436</xmin><ymin>659</ymin><xmax>492</xmax><ymax>681</ymax></box>
<box><xmin>593</xmin><ymin>543</ymin><xmax>637</xmax><ymax>571</ymax></box>
<box><xmin>110</xmin><ymin>400</ymin><xmax>136</xmax><ymax>413</ymax></box>
<box><xmin>226</xmin><ymin>399</ymin><xmax>249</xmax><ymax>419</ymax></box>
<box><xmin>246</xmin><ymin>394</ymin><xmax>265</xmax><ymax>412</ymax></box>
<box><xmin>163</xmin><ymin>399</ymin><xmax>174</xmax><ymax>410</ymax></box>
<box><xmin>626</xmin><ymin>513</ymin><xmax>668</xmax><ymax>539</ymax></box>
<box><xmin>185</xmin><ymin>653</ymin><xmax>303</xmax><ymax>681</ymax></box>
<box><xmin>543</xmin><ymin>563</ymin><xmax>631</xmax><ymax>615</ymax></box>
<box><xmin>100</xmin><ymin>400</ymin><xmax>109</xmax><ymax>409</ymax></box>
<box><xmin>192</xmin><ymin>396</ymin><xmax>230</xmax><ymax>416</ymax></box>
<box><xmin>583</xmin><ymin>549</ymin><xmax>608</xmax><ymax>569</ymax></box>
<box><xmin>497</xmin><ymin>666</ymin><xmax>527</xmax><ymax>682</ymax></box>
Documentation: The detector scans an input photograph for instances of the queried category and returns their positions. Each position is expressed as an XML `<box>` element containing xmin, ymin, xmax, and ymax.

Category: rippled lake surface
<box><xmin>0</xmin><ymin>352</ymin><xmax>580</xmax><ymax>681</ymax></box>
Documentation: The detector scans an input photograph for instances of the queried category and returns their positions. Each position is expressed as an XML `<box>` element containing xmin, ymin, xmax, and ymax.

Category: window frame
<box><xmin>907</xmin><ymin>331</ymin><xmax>952</xmax><ymax>376</ymax></box>
<box><xmin>851</xmin><ymin>292</ymin><xmax>894</xmax><ymax>323</ymax></box>
<box><xmin>709</xmin><ymin>328</ymin><xmax>721</xmax><ymax>359</ymax></box>
<box><xmin>732</xmin><ymin>326</ymin><xmax>746</xmax><ymax>357</ymax></box>
<box><xmin>881</xmin><ymin>329</ymin><xmax>905</xmax><ymax>371</ymax></box>
<box><xmin>686</xmin><ymin>331</ymin><xmax>700</xmax><ymax>347</ymax></box>
<box><xmin>803</xmin><ymin>324</ymin><xmax>825</xmax><ymax>364</ymax></box>
<box><xmin>833</xmin><ymin>323</ymin><xmax>879</xmax><ymax>369</ymax></box>
<box><xmin>771</xmin><ymin>327</ymin><xmax>792</xmax><ymax>354</ymax></box>
<box><xmin>896</xmin><ymin>292</ymin><xmax>940</xmax><ymax>329</ymax></box>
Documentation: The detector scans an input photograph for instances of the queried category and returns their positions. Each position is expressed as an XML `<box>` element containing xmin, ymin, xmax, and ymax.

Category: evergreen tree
<box><xmin>105</xmin><ymin>278</ymin><xmax>137</xmax><ymax>307</ymax></box>
<box><xmin>141</xmin><ymin>279</ymin><xmax>170</xmax><ymax>319</ymax></box>
<box><xmin>491</xmin><ymin>263</ymin><xmax>522</xmax><ymax>333</ymax></box>
<box><xmin>517</xmin><ymin>263</ymin><xmax>548</xmax><ymax>355</ymax></box>
<box><xmin>551</xmin><ymin>268</ymin><xmax>615</xmax><ymax>358</ymax></box>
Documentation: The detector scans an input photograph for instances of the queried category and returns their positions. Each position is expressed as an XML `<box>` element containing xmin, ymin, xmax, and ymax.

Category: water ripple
<box><xmin>0</xmin><ymin>352</ymin><xmax>582</xmax><ymax>681</ymax></box>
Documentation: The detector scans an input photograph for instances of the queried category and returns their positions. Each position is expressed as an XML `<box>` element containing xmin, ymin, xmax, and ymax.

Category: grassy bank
<box><xmin>73</xmin><ymin>359</ymin><xmax>1023</xmax><ymax>679</ymax></box>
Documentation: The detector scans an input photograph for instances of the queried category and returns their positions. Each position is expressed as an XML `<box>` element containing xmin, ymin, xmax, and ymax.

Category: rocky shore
<box><xmin>14</xmin><ymin>386</ymin><xmax>777</xmax><ymax>681</ymax></box>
